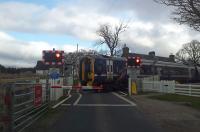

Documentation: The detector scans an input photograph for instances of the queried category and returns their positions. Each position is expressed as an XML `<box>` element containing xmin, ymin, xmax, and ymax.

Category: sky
<box><xmin>0</xmin><ymin>0</ymin><xmax>200</xmax><ymax>67</ymax></box>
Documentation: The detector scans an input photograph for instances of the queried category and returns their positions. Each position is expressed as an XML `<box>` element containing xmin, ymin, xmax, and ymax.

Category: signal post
<box><xmin>126</xmin><ymin>56</ymin><xmax>141</xmax><ymax>96</ymax></box>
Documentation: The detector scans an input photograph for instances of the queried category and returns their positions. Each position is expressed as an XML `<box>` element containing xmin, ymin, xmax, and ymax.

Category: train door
<box><xmin>106</xmin><ymin>59</ymin><xmax>113</xmax><ymax>79</ymax></box>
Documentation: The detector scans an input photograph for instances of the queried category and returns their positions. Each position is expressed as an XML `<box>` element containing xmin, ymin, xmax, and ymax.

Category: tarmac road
<box><xmin>48</xmin><ymin>91</ymin><xmax>161</xmax><ymax>132</ymax></box>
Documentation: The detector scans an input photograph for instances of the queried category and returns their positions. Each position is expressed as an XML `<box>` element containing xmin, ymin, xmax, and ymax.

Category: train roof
<box><xmin>80</xmin><ymin>54</ymin><xmax>126</xmax><ymax>61</ymax></box>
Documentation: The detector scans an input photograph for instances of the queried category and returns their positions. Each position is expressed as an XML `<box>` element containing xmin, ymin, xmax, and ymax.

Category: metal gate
<box><xmin>0</xmin><ymin>79</ymin><xmax>50</xmax><ymax>132</ymax></box>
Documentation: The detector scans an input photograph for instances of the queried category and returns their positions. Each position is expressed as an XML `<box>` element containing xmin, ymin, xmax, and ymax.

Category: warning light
<box><xmin>55</xmin><ymin>53</ymin><xmax>61</xmax><ymax>58</ymax></box>
<box><xmin>127</xmin><ymin>56</ymin><xmax>141</xmax><ymax>67</ymax></box>
<box><xmin>135</xmin><ymin>57</ymin><xmax>141</xmax><ymax>66</ymax></box>
<box><xmin>42</xmin><ymin>50</ymin><xmax>64</xmax><ymax>65</ymax></box>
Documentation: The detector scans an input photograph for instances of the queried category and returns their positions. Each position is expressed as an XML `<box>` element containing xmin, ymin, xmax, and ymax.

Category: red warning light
<box><xmin>135</xmin><ymin>57</ymin><xmax>141</xmax><ymax>66</ymax></box>
<box><xmin>55</xmin><ymin>53</ymin><xmax>61</xmax><ymax>58</ymax></box>
<box><xmin>136</xmin><ymin>58</ymin><xmax>140</xmax><ymax>63</ymax></box>
<box><xmin>43</xmin><ymin>50</ymin><xmax>64</xmax><ymax>65</ymax></box>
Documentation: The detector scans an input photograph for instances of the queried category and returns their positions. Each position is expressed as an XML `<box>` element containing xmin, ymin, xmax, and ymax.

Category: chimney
<box><xmin>149</xmin><ymin>51</ymin><xmax>155</xmax><ymax>58</ymax></box>
<box><xmin>122</xmin><ymin>44</ymin><xmax>129</xmax><ymax>57</ymax></box>
<box><xmin>169</xmin><ymin>54</ymin><xmax>175</xmax><ymax>62</ymax></box>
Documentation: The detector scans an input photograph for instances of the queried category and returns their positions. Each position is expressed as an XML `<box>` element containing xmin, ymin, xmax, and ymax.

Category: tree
<box><xmin>96</xmin><ymin>23</ymin><xmax>127</xmax><ymax>56</ymax></box>
<box><xmin>175</xmin><ymin>49</ymin><xmax>188</xmax><ymax>64</ymax></box>
<box><xmin>155</xmin><ymin>0</ymin><xmax>200</xmax><ymax>31</ymax></box>
<box><xmin>176</xmin><ymin>40</ymin><xmax>200</xmax><ymax>78</ymax></box>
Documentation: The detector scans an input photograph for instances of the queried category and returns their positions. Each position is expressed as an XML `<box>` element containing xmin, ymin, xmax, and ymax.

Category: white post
<box><xmin>189</xmin><ymin>84</ymin><xmax>191</xmax><ymax>96</ymax></box>
<box><xmin>173</xmin><ymin>81</ymin><xmax>175</xmax><ymax>93</ymax></box>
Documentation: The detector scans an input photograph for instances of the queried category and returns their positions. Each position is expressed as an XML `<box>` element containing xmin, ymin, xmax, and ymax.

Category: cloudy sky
<box><xmin>0</xmin><ymin>0</ymin><xmax>199</xmax><ymax>67</ymax></box>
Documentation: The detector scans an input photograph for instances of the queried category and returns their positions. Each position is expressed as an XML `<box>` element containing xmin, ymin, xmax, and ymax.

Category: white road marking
<box><xmin>75</xmin><ymin>104</ymin><xmax>135</xmax><ymax>107</ymax></box>
<box><xmin>112</xmin><ymin>92</ymin><xmax>136</xmax><ymax>106</ymax></box>
<box><xmin>68</xmin><ymin>88</ymin><xmax>72</xmax><ymax>95</ymax></box>
<box><xmin>61</xmin><ymin>104</ymin><xmax>72</xmax><ymax>106</ymax></box>
<box><xmin>119</xmin><ymin>91</ymin><xmax>128</xmax><ymax>96</ymax></box>
<box><xmin>52</xmin><ymin>88</ymin><xmax>72</xmax><ymax>109</ymax></box>
<box><xmin>73</xmin><ymin>93</ymin><xmax>82</xmax><ymax>106</ymax></box>
<box><xmin>52</xmin><ymin>95</ymin><xmax>72</xmax><ymax>109</ymax></box>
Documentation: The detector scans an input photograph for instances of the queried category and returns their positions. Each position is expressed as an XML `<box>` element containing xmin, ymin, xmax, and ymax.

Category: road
<box><xmin>49</xmin><ymin>91</ymin><xmax>161</xmax><ymax>132</ymax></box>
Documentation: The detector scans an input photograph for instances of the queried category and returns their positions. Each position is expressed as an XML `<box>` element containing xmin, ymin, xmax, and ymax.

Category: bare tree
<box><xmin>175</xmin><ymin>49</ymin><xmax>188</xmax><ymax>64</ymax></box>
<box><xmin>96</xmin><ymin>23</ymin><xmax>127</xmax><ymax>56</ymax></box>
<box><xmin>176</xmin><ymin>40</ymin><xmax>200</xmax><ymax>78</ymax></box>
<box><xmin>155</xmin><ymin>0</ymin><xmax>200</xmax><ymax>31</ymax></box>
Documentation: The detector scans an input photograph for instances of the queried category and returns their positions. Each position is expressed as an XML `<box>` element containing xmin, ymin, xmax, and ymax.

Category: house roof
<box><xmin>35</xmin><ymin>61</ymin><xmax>49</xmax><ymax>70</ymax></box>
<box><xmin>129</xmin><ymin>53</ymin><xmax>174</xmax><ymax>63</ymax></box>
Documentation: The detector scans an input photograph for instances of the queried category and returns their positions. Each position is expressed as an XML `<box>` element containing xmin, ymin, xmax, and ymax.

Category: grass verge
<box><xmin>149</xmin><ymin>94</ymin><xmax>200</xmax><ymax>110</ymax></box>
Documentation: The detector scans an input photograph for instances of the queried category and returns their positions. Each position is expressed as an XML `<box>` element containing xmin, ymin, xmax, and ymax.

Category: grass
<box><xmin>149</xmin><ymin>94</ymin><xmax>200</xmax><ymax>110</ymax></box>
<box><xmin>137</xmin><ymin>91</ymin><xmax>158</xmax><ymax>95</ymax></box>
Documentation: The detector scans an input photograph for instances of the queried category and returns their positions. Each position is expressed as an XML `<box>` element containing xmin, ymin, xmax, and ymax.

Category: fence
<box><xmin>0</xmin><ymin>79</ymin><xmax>50</xmax><ymax>132</ymax></box>
<box><xmin>142</xmin><ymin>80</ymin><xmax>200</xmax><ymax>97</ymax></box>
<box><xmin>142</xmin><ymin>80</ymin><xmax>175</xmax><ymax>93</ymax></box>
<box><xmin>175</xmin><ymin>84</ymin><xmax>200</xmax><ymax>97</ymax></box>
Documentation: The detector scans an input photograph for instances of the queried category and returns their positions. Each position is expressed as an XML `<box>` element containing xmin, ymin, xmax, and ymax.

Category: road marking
<box><xmin>61</xmin><ymin>104</ymin><xmax>72</xmax><ymax>106</ymax></box>
<box><xmin>68</xmin><ymin>88</ymin><xmax>72</xmax><ymax>95</ymax></box>
<box><xmin>112</xmin><ymin>92</ymin><xmax>136</xmax><ymax>106</ymax></box>
<box><xmin>52</xmin><ymin>89</ymin><xmax>72</xmax><ymax>109</ymax></box>
<box><xmin>75</xmin><ymin>104</ymin><xmax>135</xmax><ymax>107</ymax></box>
<box><xmin>73</xmin><ymin>93</ymin><xmax>82</xmax><ymax>106</ymax></box>
<box><xmin>52</xmin><ymin>95</ymin><xmax>72</xmax><ymax>109</ymax></box>
<box><xmin>119</xmin><ymin>91</ymin><xmax>128</xmax><ymax>96</ymax></box>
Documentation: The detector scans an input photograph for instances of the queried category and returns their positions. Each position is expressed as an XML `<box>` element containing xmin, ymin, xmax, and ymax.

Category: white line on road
<box><xmin>52</xmin><ymin>95</ymin><xmax>72</xmax><ymax>109</ymax></box>
<box><xmin>75</xmin><ymin>104</ymin><xmax>135</xmax><ymax>107</ymax></box>
<box><xmin>61</xmin><ymin>104</ymin><xmax>72</xmax><ymax>106</ymax></box>
<box><xmin>73</xmin><ymin>93</ymin><xmax>82</xmax><ymax>106</ymax></box>
<box><xmin>119</xmin><ymin>91</ymin><xmax>128</xmax><ymax>96</ymax></box>
<box><xmin>68</xmin><ymin>88</ymin><xmax>72</xmax><ymax>95</ymax></box>
<box><xmin>112</xmin><ymin>92</ymin><xmax>136</xmax><ymax>106</ymax></box>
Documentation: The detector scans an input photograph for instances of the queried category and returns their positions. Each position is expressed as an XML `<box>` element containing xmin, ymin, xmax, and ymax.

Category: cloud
<box><xmin>0</xmin><ymin>31</ymin><xmax>79</xmax><ymax>67</ymax></box>
<box><xmin>0</xmin><ymin>0</ymin><xmax>200</xmax><ymax>67</ymax></box>
<box><xmin>0</xmin><ymin>1</ymin><xmax>120</xmax><ymax>41</ymax></box>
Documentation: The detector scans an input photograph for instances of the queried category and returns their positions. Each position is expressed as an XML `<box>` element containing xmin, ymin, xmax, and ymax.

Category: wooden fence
<box><xmin>175</xmin><ymin>84</ymin><xmax>200</xmax><ymax>97</ymax></box>
<box><xmin>142</xmin><ymin>81</ymin><xmax>200</xmax><ymax>97</ymax></box>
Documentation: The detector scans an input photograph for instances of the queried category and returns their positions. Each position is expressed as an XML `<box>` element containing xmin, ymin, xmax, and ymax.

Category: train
<box><xmin>79</xmin><ymin>55</ymin><xmax>128</xmax><ymax>91</ymax></box>
<box><xmin>79</xmin><ymin>54</ymin><xmax>199</xmax><ymax>91</ymax></box>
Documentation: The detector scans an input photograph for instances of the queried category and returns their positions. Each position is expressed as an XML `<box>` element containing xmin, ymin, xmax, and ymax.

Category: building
<box><xmin>35</xmin><ymin>61</ymin><xmax>50</xmax><ymax>75</ymax></box>
<box><xmin>35</xmin><ymin>60</ymin><xmax>64</xmax><ymax>76</ymax></box>
<box><xmin>122</xmin><ymin>45</ymin><xmax>199</xmax><ymax>83</ymax></box>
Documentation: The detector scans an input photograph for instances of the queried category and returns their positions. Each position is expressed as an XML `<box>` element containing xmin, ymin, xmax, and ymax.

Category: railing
<box><xmin>142</xmin><ymin>80</ymin><xmax>175</xmax><ymax>93</ymax></box>
<box><xmin>175</xmin><ymin>84</ymin><xmax>200</xmax><ymax>97</ymax></box>
<box><xmin>142</xmin><ymin>81</ymin><xmax>200</xmax><ymax>97</ymax></box>
<box><xmin>0</xmin><ymin>80</ymin><xmax>50</xmax><ymax>132</ymax></box>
